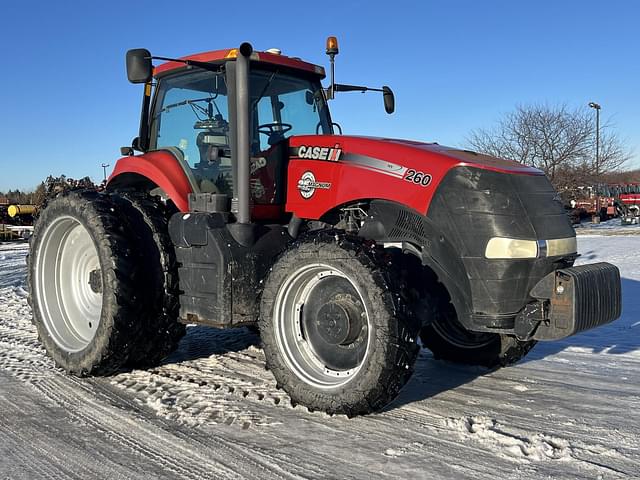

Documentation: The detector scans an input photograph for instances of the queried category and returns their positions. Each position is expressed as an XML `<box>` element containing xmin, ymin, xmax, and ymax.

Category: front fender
<box><xmin>358</xmin><ymin>200</ymin><xmax>474</xmax><ymax>327</ymax></box>
<box><xmin>107</xmin><ymin>149</ymin><xmax>196</xmax><ymax>212</ymax></box>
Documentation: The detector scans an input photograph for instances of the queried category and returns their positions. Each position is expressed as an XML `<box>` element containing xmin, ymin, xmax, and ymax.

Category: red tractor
<box><xmin>28</xmin><ymin>39</ymin><xmax>621</xmax><ymax>415</ymax></box>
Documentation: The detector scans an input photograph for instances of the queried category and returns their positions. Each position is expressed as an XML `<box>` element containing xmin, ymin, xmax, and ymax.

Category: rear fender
<box><xmin>107</xmin><ymin>149</ymin><xmax>197</xmax><ymax>212</ymax></box>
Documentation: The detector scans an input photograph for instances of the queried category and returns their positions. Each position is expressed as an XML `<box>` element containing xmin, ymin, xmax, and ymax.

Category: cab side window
<box><xmin>152</xmin><ymin>71</ymin><xmax>232</xmax><ymax>194</ymax></box>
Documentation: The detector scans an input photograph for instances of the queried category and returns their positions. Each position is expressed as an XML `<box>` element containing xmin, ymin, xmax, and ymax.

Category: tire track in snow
<box><xmin>1</xmin><ymin>293</ymin><xmax>632</xmax><ymax>478</ymax></box>
<box><xmin>0</xmin><ymin>290</ymin><xmax>310</xmax><ymax>480</ymax></box>
<box><xmin>2</xmin><ymin>238</ymin><xmax>640</xmax><ymax>479</ymax></box>
<box><xmin>0</xmin><ymin>330</ymin><xmax>236</xmax><ymax>479</ymax></box>
<box><xmin>444</xmin><ymin>415</ymin><xmax>629</xmax><ymax>476</ymax></box>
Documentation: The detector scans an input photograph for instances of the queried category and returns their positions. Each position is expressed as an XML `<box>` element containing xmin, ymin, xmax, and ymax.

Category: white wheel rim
<box><xmin>273</xmin><ymin>263</ymin><xmax>372</xmax><ymax>389</ymax></box>
<box><xmin>35</xmin><ymin>216</ymin><xmax>103</xmax><ymax>352</ymax></box>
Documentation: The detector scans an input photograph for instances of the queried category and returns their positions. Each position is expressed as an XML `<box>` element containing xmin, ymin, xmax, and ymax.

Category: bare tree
<box><xmin>467</xmin><ymin>104</ymin><xmax>632</xmax><ymax>189</ymax></box>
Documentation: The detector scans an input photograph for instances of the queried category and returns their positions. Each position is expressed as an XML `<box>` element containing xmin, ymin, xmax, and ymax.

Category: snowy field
<box><xmin>0</xmin><ymin>236</ymin><xmax>638</xmax><ymax>479</ymax></box>
<box><xmin>574</xmin><ymin>217</ymin><xmax>640</xmax><ymax>236</ymax></box>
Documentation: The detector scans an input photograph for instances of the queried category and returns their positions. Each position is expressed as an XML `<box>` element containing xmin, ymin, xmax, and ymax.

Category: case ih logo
<box><xmin>297</xmin><ymin>144</ymin><xmax>342</xmax><ymax>161</ymax></box>
<box><xmin>297</xmin><ymin>171</ymin><xmax>331</xmax><ymax>199</ymax></box>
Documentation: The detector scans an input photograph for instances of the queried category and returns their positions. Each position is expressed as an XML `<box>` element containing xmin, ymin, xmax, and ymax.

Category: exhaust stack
<box><xmin>234</xmin><ymin>42</ymin><xmax>253</xmax><ymax>225</ymax></box>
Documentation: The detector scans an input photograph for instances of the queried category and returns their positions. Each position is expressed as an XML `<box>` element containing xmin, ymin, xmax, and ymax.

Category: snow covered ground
<box><xmin>0</xmin><ymin>236</ymin><xmax>638</xmax><ymax>479</ymax></box>
<box><xmin>574</xmin><ymin>217</ymin><xmax>640</xmax><ymax>236</ymax></box>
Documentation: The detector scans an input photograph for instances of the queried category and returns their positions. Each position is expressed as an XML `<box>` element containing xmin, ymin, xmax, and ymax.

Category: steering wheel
<box><xmin>258</xmin><ymin>122</ymin><xmax>293</xmax><ymax>137</ymax></box>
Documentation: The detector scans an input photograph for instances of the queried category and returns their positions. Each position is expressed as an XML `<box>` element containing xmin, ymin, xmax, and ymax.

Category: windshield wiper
<box><xmin>153</xmin><ymin>97</ymin><xmax>219</xmax><ymax>118</ymax></box>
<box><xmin>251</xmin><ymin>70</ymin><xmax>279</xmax><ymax>109</ymax></box>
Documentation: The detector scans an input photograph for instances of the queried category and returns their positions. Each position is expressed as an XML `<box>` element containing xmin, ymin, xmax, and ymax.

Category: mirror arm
<box><xmin>331</xmin><ymin>83</ymin><xmax>395</xmax><ymax>114</ymax></box>
<box><xmin>333</xmin><ymin>83</ymin><xmax>386</xmax><ymax>93</ymax></box>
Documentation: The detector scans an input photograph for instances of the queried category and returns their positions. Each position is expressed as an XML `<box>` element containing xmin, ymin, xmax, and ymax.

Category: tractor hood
<box><xmin>286</xmin><ymin>134</ymin><xmax>544</xmax><ymax>220</ymax></box>
<box><xmin>289</xmin><ymin>134</ymin><xmax>542</xmax><ymax>176</ymax></box>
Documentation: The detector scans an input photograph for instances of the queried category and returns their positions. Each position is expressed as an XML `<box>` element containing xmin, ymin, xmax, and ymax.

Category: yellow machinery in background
<box><xmin>8</xmin><ymin>205</ymin><xmax>36</xmax><ymax>218</ymax></box>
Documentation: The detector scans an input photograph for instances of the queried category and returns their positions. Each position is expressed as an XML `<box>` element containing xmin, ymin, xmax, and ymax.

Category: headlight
<box><xmin>485</xmin><ymin>237</ymin><xmax>577</xmax><ymax>259</ymax></box>
<box><xmin>546</xmin><ymin>237</ymin><xmax>577</xmax><ymax>257</ymax></box>
<box><xmin>485</xmin><ymin>238</ymin><xmax>538</xmax><ymax>259</ymax></box>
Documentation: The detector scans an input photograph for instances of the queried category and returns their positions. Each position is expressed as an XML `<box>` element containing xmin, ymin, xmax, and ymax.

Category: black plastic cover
<box><xmin>169</xmin><ymin>212</ymin><xmax>234</xmax><ymax>325</ymax></box>
<box><xmin>359</xmin><ymin>166</ymin><xmax>577</xmax><ymax>333</ymax></box>
<box><xmin>168</xmin><ymin>212</ymin><xmax>291</xmax><ymax>326</ymax></box>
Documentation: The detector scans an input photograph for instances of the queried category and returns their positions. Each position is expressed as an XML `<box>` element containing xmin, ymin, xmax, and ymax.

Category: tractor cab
<box><xmin>124</xmin><ymin>46</ymin><xmax>334</xmax><ymax>221</ymax></box>
<box><xmin>117</xmin><ymin>39</ymin><xmax>393</xmax><ymax>219</ymax></box>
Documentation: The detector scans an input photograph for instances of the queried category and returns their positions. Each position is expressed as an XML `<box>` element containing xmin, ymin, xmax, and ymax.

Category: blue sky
<box><xmin>0</xmin><ymin>0</ymin><xmax>638</xmax><ymax>191</ymax></box>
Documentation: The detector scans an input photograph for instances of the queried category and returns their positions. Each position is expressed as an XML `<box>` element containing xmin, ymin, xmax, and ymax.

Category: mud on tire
<box><xmin>28</xmin><ymin>190</ymin><xmax>155</xmax><ymax>375</ymax></box>
<box><xmin>259</xmin><ymin>233</ymin><xmax>421</xmax><ymax>416</ymax></box>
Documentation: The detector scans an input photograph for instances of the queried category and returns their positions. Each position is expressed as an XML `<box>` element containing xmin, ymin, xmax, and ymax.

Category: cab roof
<box><xmin>154</xmin><ymin>48</ymin><xmax>326</xmax><ymax>78</ymax></box>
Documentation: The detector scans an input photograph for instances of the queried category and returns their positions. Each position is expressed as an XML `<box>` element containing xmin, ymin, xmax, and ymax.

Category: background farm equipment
<box><xmin>0</xmin><ymin>199</ymin><xmax>35</xmax><ymax>241</ymax></box>
<box><xmin>568</xmin><ymin>183</ymin><xmax>640</xmax><ymax>225</ymax></box>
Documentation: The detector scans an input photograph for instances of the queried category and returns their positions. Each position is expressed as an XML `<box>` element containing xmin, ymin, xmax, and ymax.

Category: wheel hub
<box><xmin>316</xmin><ymin>303</ymin><xmax>350</xmax><ymax>345</ymax></box>
<box><xmin>315</xmin><ymin>296</ymin><xmax>364</xmax><ymax>346</ymax></box>
<box><xmin>88</xmin><ymin>269</ymin><xmax>102</xmax><ymax>294</ymax></box>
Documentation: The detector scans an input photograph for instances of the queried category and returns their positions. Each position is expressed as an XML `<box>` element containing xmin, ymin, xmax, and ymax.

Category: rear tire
<box><xmin>119</xmin><ymin>194</ymin><xmax>185</xmax><ymax>367</ymax></box>
<box><xmin>28</xmin><ymin>191</ymin><xmax>149</xmax><ymax>375</ymax></box>
<box><xmin>259</xmin><ymin>234</ymin><xmax>421</xmax><ymax>416</ymax></box>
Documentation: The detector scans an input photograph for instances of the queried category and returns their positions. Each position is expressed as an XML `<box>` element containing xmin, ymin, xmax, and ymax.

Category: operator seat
<box><xmin>194</xmin><ymin>126</ymin><xmax>234</xmax><ymax>194</ymax></box>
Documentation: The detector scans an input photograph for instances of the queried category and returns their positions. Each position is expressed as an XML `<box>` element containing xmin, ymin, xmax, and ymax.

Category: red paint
<box><xmin>108</xmin><ymin>151</ymin><xmax>193</xmax><ymax>212</ymax></box>
<box><xmin>108</xmin><ymin>136</ymin><xmax>543</xmax><ymax>221</ymax></box>
<box><xmin>154</xmin><ymin>49</ymin><xmax>324</xmax><ymax>78</ymax></box>
<box><xmin>620</xmin><ymin>193</ymin><xmax>640</xmax><ymax>206</ymax></box>
<box><xmin>286</xmin><ymin>135</ymin><xmax>543</xmax><ymax>219</ymax></box>
<box><xmin>109</xmin><ymin>150</ymin><xmax>284</xmax><ymax>219</ymax></box>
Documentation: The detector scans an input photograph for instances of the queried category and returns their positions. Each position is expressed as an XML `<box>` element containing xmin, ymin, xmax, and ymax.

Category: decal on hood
<box><xmin>341</xmin><ymin>153</ymin><xmax>408</xmax><ymax>179</ymax></box>
<box><xmin>294</xmin><ymin>144</ymin><xmax>342</xmax><ymax>161</ymax></box>
<box><xmin>297</xmin><ymin>171</ymin><xmax>331</xmax><ymax>199</ymax></box>
<box><xmin>292</xmin><ymin>146</ymin><xmax>432</xmax><ymax>187</ymax></box>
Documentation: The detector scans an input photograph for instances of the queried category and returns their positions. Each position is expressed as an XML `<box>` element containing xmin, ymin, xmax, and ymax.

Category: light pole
<box><xmin>101</xmin><ymin>163</ymin><xmax>110</xmax><ymax>183</ymax></box>
<box><xmin>588</xmin><ymin>102</ymin><xmax>601</xmax><ymax>222</ymax></box>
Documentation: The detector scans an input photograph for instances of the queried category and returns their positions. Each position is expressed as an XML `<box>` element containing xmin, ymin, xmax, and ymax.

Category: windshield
<box><xmin>149</xmin><ymin>66</ymin><xmax>331</xmax><ymax>195</ymax></box>
<box><xmin>250</xmin><ymin>70</ymin><xmax>331</xmax><ymax>151</ymax></box>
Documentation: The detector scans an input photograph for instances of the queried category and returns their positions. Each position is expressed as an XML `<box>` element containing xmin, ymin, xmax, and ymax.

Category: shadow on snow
<box><xmin>157</xmin><ymin>277</ymin><xmax>638</xmax><ymax>412</ymax></box>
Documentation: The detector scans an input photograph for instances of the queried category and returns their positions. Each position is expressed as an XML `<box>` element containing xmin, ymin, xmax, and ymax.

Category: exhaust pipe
<box><xmin>235</xmin><ymin>42</ymin><xmax>253</xmax><ymax>224</ymax></box>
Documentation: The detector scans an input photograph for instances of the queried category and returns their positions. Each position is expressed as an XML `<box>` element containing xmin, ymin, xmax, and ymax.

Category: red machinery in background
<box><xmin>570</xmin><ymin>184</ymin><xmax>640</xmax><ymax>224</ymax></box>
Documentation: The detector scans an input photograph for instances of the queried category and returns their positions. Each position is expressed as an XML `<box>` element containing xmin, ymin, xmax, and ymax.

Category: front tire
<box><xmin>28</xmin><ymin>191</ymin><xmax>150</xmax><ymax>375</ymax></box>
<box><xmin>420</xmin><ymin>295</ymin><xmax>536</xmax><ymax>368</ymax></box>
<box><xmin>259</xmin><ymin>234</ymin><xmax>420</xmax><ymax>416</ymax></box>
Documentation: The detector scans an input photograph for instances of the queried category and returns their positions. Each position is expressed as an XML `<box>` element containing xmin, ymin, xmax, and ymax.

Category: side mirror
<box><xmin>126</xmin><ymin>48</ymin><xmax>153</xmax><ymax>84</ymax></box>
<box><xmin>382</xmin><ymin>86</ymin><xmax>395</xmax><ymax>114</ymax></box>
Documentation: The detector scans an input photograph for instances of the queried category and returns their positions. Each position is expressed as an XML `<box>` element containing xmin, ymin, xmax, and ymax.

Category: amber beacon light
<box><xmin>326</xmin><ymin>36</ymin><xmax>339</xmax><ymax>55</ymax></box>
